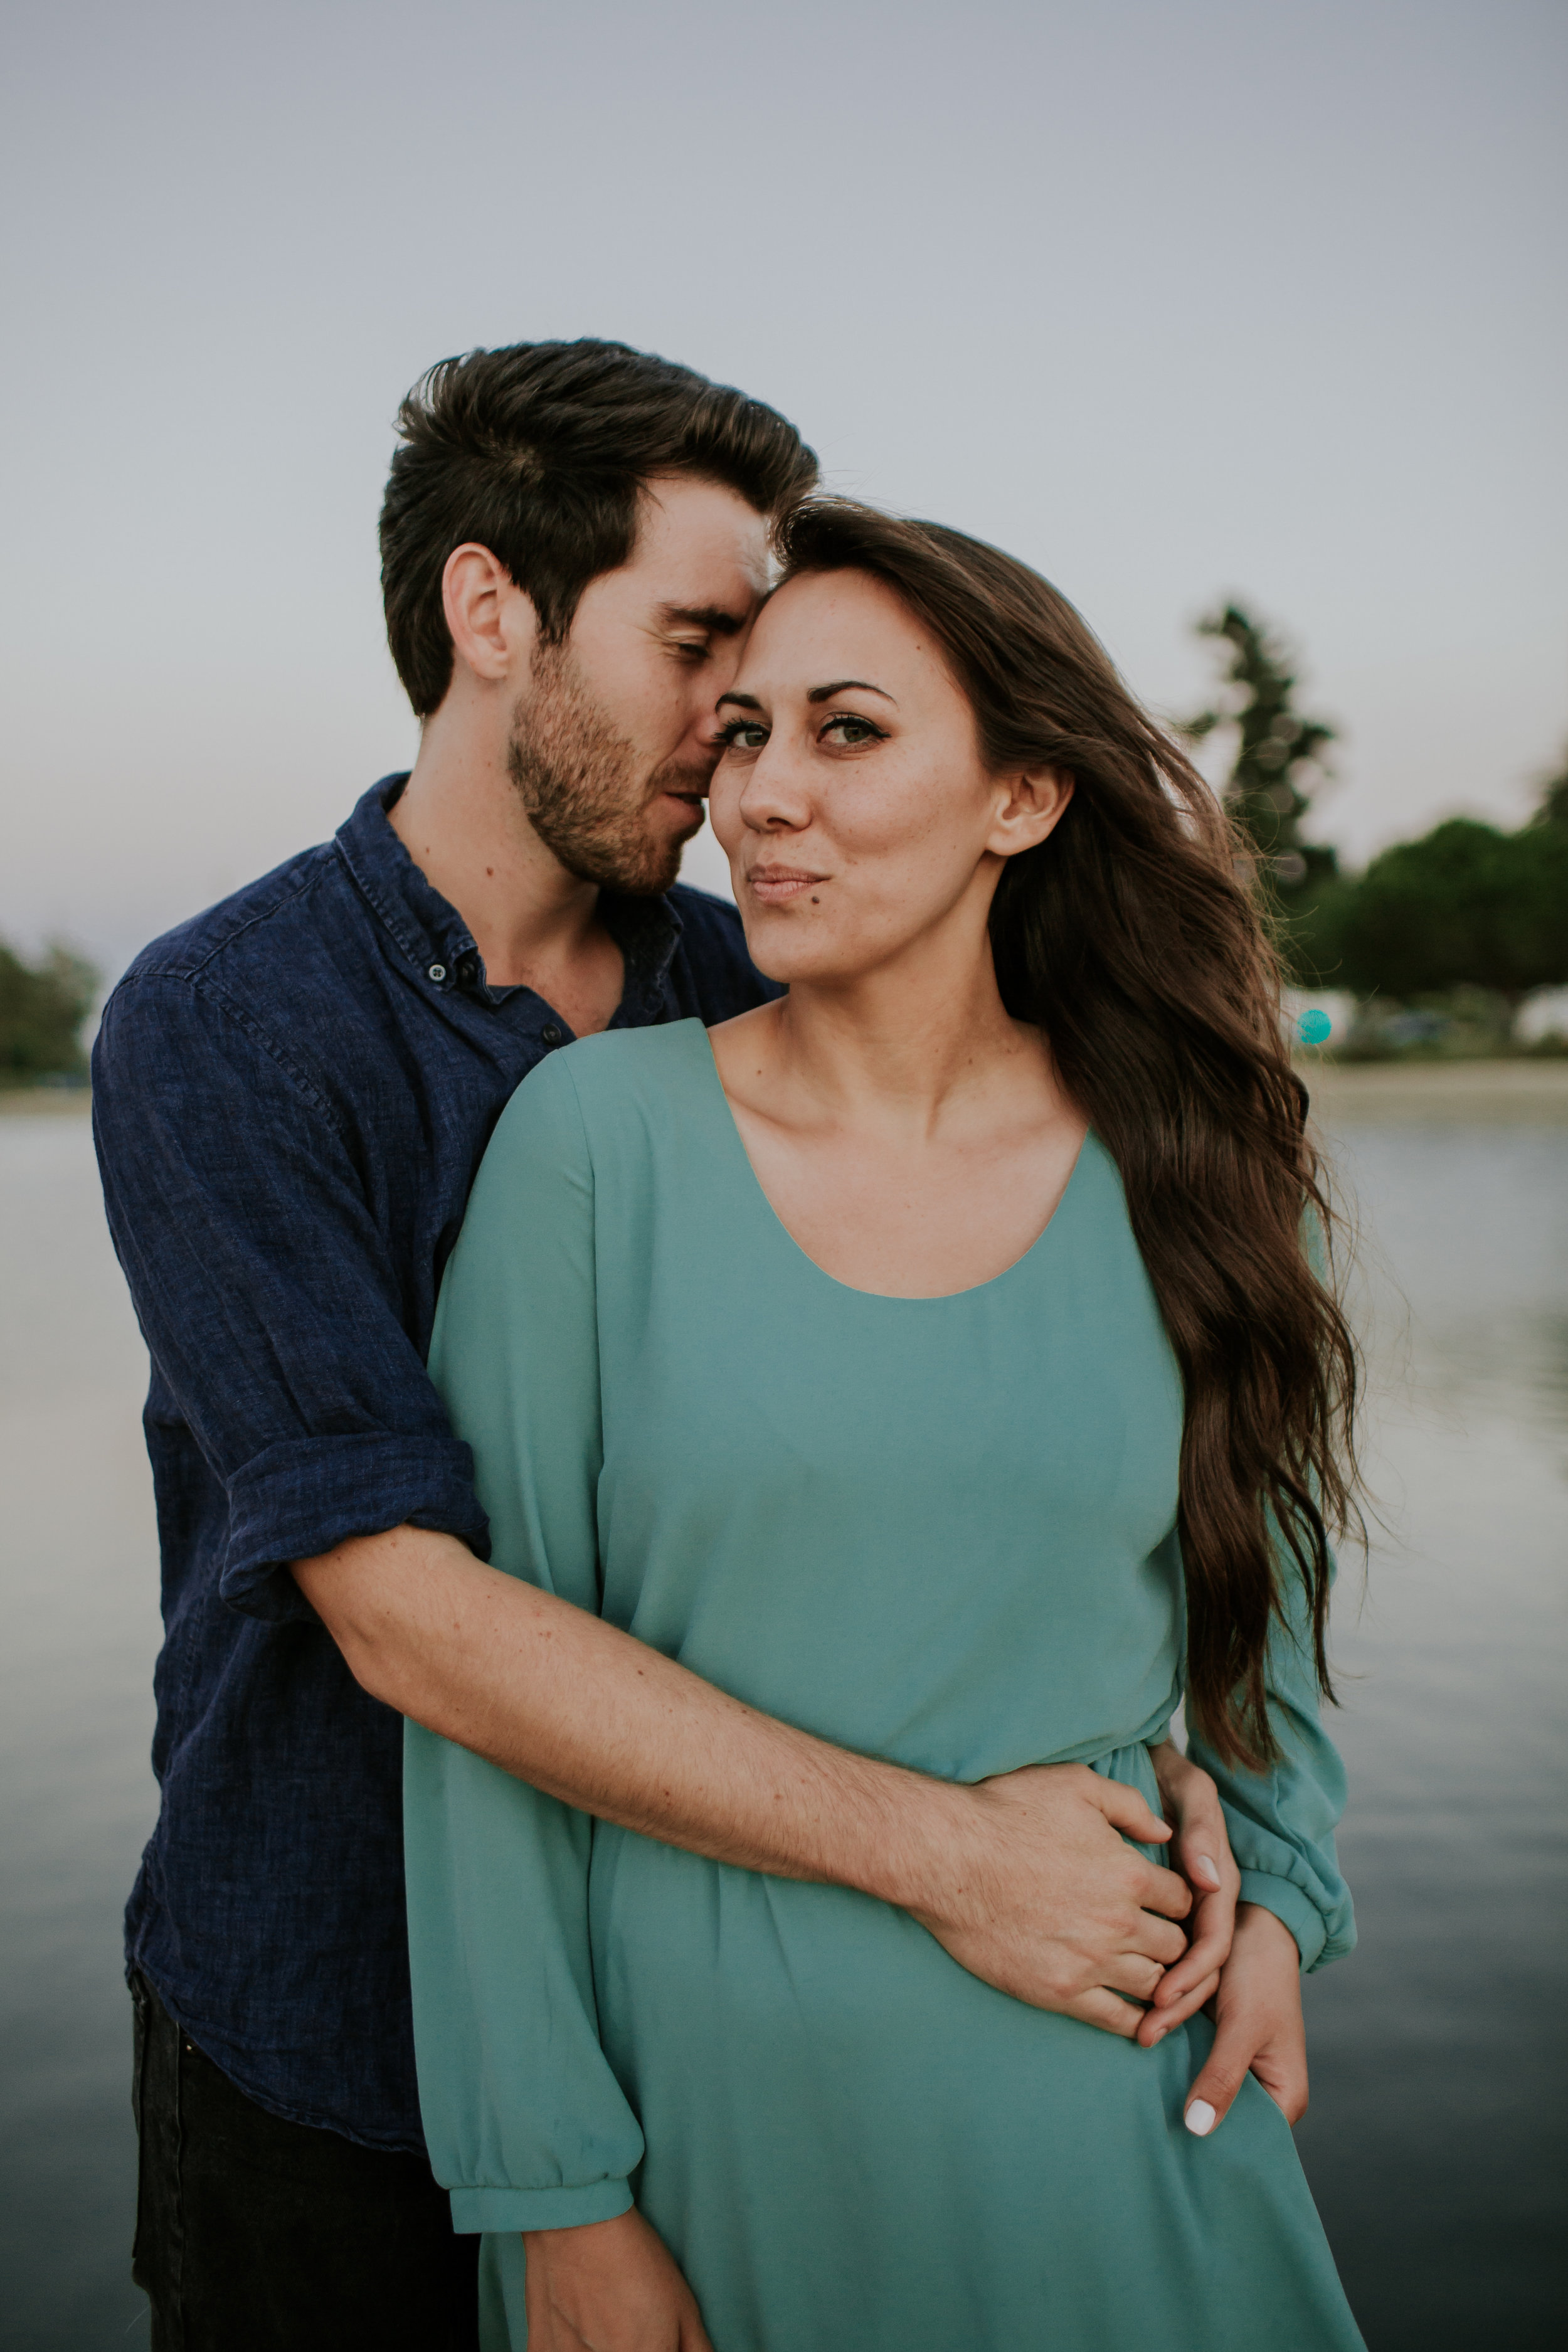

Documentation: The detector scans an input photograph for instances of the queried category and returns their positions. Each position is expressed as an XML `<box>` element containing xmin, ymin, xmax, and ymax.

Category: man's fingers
<box><xmin>1128</xmin><ymin>1909</ymin><xmax>1189</xmax><ymax>1967</ymax></box>
<box><xmin>1131</xmin><ymin>1863</ymin><xmax>1193</xmax><ymax>1923</ymax></box>
<box><xmin>1100</xmin><ymin>1951</ymin><xmax>1165</xmax><ymax>2001</ymax></box>
<box><xmin>1064</xmin><ymin>1987</ymin><xmax>1143</xmax><ymax>2040</ymax></box>
<box><xmin>1092</xmin><ymin>1776</ymin><xmax>1173</xmax><ymax>1848</ymax></box>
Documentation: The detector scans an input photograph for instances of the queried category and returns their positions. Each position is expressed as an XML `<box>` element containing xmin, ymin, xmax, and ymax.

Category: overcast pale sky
<box><xmin>3</xmin><ymin>0</ymin><xmax>1563</xmax><ymax>980</ymax></box>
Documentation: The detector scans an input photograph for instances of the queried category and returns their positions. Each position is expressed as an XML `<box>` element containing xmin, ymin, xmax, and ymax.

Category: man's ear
<box><xmin>988</xmin><ymin>766</ymin><xmax>1074</xmax><ymax>861</ymax></box>
<box><xmin>441</xmin><ymin>544</ymin><xmax>538</xmax><ymax>686</ymax></box>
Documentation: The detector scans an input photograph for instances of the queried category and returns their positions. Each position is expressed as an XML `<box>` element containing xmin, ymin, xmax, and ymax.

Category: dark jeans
<box><xmin>130</xmin><ymin>1973</ymin><xmax>480</xmax><ymax>2351</ymax></box>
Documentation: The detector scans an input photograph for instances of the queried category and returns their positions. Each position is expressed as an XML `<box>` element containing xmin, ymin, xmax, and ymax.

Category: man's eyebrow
<box><xmin>659</xmin><ymin>603</ymin><xmax>749</xmax><ymax>636</ymax></box>
<box><xmin>806</xmin><ymin>678</ymin><xmax>897</xmax><ymax>704</ymax></box>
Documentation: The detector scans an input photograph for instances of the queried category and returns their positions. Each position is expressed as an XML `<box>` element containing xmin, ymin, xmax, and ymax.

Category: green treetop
<box><xmin>1183</xmin><ymin>602</ymin><xmax>1346</xmax><ymax>984</ymax></box>
<box><xmin>1334</xmin><ymin>745</ymin><xmax>1568</xmax><ymax>1004</ymax></box>
<box><xmin>0</xmin><ymin>940</ymin><xmax>100</xmax><ymax>1085</ymax></box>
<box><xmin>1529</xmin><ymin>741</ymin><xmax>1568</xmax><ymax>831</ymax></box>
<box><xmin>1185</xmin><ymin>603</ymin><xmax>1340</xmax><ymax>893</ymax></box>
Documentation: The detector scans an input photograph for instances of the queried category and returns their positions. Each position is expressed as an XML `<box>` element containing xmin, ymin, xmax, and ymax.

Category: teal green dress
<box><xmin>404</xmin><ymin>1020</ymin><xmax>1363</xmax><ymax>2352</ymax></box>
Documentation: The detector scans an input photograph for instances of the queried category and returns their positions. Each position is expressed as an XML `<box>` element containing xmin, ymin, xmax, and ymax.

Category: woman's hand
<box><xmin>1180</xmin><ymin>1902</ymin><xmax>1309</xmax><ymax>2136</ymax></box>
<box><xmin>911</xmin><ymin>1762</ymin><xmax>1194</xmax><ymax>2037</ymax></box>
<box><xmin>522</xmin><ymin>2208</ymin><xmax>713</xmax><ymax>2351</ymax></box>
<box><xmin>1138</xmin><ymin>1740</ymin><xmax>1241</xmax><ymax>2048</ymax></box>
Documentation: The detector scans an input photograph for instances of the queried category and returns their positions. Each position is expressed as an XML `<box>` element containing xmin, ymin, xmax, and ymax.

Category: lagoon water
<box><xmin>0</xmin><ymin>1098</ymin><xmax>1564</xmax><ymax>2349</ymax></box>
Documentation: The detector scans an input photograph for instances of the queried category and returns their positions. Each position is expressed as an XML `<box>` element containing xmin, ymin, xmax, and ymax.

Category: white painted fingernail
<box><xmin>1194</xmin><ymin>1855</ymin><xmax>1221</xmax><ymax>1888</ymax></box>
<box><xmin>1185</xmin><ymin>2100</ymin><xmax>1216</xmax><ymax>2137</ymax></box>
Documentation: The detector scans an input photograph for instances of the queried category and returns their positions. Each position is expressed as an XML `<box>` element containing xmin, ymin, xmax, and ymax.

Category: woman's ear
<box><xmin>441</xmin><ymin>543</ymin><xmax>539</xmax><ymax>686</ymax></box>
<box><xmin>988</xmin><ymin>767</ymin><xmax>1074</xmax><ymax>861</ymax></box>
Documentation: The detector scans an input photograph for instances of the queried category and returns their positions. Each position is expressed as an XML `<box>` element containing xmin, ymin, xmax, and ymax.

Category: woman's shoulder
<box><xmin>485</xmin><ymin>1019</ymin><xmax>712</xmax><ymax>1173</ymax></box>
<box><xmin>555</xmin><ymin>1016</ymin><xmax>709</xmax><ymax>1091</ymax></box>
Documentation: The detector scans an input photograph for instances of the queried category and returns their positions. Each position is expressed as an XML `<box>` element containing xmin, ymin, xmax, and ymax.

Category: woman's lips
<box><xmin>748</xmin><ymin>869</ymin><xmax>825</xmax><ymax>904</ymax></box>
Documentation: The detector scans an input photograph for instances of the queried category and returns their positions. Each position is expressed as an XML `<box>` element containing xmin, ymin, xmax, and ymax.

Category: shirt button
<box><xmin>541</xmin><ymin>1024</ymin><xmax>563</xmax><ymax>1047</ymax></box>
<box><xmin>427</xmin><ymin>963</ymin><xmax>447</xmax><ymax>984</ymax></box>
<box><xmin>457</xmin><ymin>956</ymin><xmax>478</xmax><ymax>986</ymax></box>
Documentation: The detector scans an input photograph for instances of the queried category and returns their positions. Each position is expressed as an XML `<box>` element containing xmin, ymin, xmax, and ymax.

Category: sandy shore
<box><xmin>6</xmin><ymin>1061</ymin><xmax>1568</xmax><ymax>1127</ymax></box>
<box><xmin>0</xmin><ymin>1089</ymin><xmax>92</xmax><ymax>1116</ymax></box>
<box><xmin>1300</xmin><ymin>1058</ymin><xmax>1568</xmax><ymax>1126</ymax></box>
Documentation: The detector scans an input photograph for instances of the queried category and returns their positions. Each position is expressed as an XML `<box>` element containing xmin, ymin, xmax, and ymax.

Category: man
<box><xmin>95</xmin><ymin>339</ymin><xmax>1229</xmax><ymax>2351</ymax></box>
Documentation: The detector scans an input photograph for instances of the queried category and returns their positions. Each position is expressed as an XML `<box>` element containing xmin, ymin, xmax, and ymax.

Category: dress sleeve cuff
<box><xmin>1237</xmin><ymin>1869</ymin><xmax>1329</xmax><ymax>1973</ymax></box>
<box><xmin>448</xmin><ymin>2178</ymin><xmax>634</xmax><ymax>2235</ymax></box>
<box><xmin>221</xmin><ymin>1431</ymin><xmax>491</xmax><ymax>1622</ymax></box>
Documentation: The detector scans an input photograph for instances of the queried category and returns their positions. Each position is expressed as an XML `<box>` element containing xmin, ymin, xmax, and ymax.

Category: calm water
<box><xmin>0</xmin><ymin>1108</ymin><xmax>1564</xmax><ymax>2349</ymax></box>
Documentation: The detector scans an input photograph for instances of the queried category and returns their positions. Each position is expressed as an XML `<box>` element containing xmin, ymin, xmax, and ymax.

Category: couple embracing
<box><xmin>95</xmin><ymin>338</ymin><xmax>1365</xmax><ymax>2351</ymax></box>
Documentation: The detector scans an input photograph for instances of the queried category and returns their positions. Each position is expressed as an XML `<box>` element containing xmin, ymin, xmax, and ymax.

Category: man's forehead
<box><xmin>631</xmin><ymin>476</ymin><xmax>771</xmax><ymax>603</ymax></box>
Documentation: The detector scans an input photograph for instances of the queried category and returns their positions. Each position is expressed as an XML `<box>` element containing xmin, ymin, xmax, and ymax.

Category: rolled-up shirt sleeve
<box><xmin>93</xmin><ymin>968</ymin><xmax>490</xmax><ymax>1623</ymax></box>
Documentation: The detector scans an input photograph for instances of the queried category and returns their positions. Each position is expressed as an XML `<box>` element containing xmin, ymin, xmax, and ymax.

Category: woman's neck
<box><xmin>709</xmin><ymin>926</ymin><xmax>1086</xmax><ymax>1301</ymax></box>
<box><xmin>726</xmin><ymin>921</ymin><xmax>1065</xmax><ymax>1145</ymax></box>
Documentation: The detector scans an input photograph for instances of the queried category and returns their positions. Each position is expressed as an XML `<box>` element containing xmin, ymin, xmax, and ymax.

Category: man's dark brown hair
<box><xmin>379</xmin><ymin>339</ymin><xmax>818</xmax><ymax>717</ymax></box>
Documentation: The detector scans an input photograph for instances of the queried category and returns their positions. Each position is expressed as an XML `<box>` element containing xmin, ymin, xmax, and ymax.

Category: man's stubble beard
<box><xmin>506</xmin><ymin>641</ymin><xmax>706</xmax><ymax>896</ymax></box>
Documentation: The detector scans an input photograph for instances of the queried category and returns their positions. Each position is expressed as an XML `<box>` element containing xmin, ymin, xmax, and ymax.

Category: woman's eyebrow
<box><xmin>807</xmin><ymin>678</ymin><xmax>897</xmax><ymax>704</ymax></box>
<box><xmin>715</xmin><ymin>679</ymin><xmax>899</xmax><ymax>713</ymax></box>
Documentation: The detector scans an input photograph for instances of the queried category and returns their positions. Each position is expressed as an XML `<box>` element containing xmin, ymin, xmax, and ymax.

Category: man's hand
<box><xmin>908</xmin><ymin>1763</ymin><xmax>1193</xmax><ymax>2035</ymax></box>
<box><xmin>1180</xmin><ymin>1903</ymin><xmax>1308</xmax><ymax>2137</ymax></box>
<box><xmin>522</xmin><ymin>2208</ymin><xmax>712</xmax><ymax>2351</ymax></box>
<box><xmin>1138</xmin><ymin>1741</ymin><xmax>1240</xmax><ymax>2048</ymax></box>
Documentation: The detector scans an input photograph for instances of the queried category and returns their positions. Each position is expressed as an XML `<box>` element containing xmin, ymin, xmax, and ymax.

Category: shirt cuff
<box><xmin>448</xmin><ymin>2179</ymin><xmax>633</xmax><ymax>2235</ymax></box>
<box><xmin>1237</xmin><ymin>1869</ymin><xmax>1330</xmax><ymax>1973</ymax></box>
<box><xmin>221</xmin><ymin>1431</ymin><xmax>491</xmax><ymax>1623</ymax></box>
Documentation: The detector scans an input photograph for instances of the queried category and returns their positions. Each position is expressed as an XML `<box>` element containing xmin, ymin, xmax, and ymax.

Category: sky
<box><xmin>2</xmin><ymin>0</ymin><xmax>1564</xmax><ymax>980</ymax></box>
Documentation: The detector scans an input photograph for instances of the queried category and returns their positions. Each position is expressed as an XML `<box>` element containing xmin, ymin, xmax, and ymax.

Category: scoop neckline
<box><xmin>689</xmin><ymin>1018</ymin><xmax>1094</xmax><ymax>1305</ymax></box>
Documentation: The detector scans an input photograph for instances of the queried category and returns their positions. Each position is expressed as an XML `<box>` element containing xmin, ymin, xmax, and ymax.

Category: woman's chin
<box><xmin>735</xmin><ymin>911</ymin><xmax>824</xmax><ymax>983</ymax></box>
<box><xmin>741</xmin><ymin>945</ymin><xmax>865</xmax><ymax>992</ymax></box>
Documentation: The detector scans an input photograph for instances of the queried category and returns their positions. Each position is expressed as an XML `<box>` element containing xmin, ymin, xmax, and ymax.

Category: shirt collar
<box><xmin>334</xmin><ymin>775</ymin><xmax>684</xmax><ymax>1015</ymax></box>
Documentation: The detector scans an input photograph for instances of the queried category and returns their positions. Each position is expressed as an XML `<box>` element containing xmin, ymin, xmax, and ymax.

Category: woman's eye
<box><xmin>719</xmin><ymin>721</ymin><xmax>769</xmax><ymax>751</ymax></box>
<box><xmin>820</xmin><ymin>714</ymin><xmax>885</xmax><ymax>748</ymax></box>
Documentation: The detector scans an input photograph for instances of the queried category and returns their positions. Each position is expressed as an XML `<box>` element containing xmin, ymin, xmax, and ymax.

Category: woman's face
<box><xmin>709</xmin><ymin>568</ymin><xmax>1069</xmax><ymax>987</ymax></box>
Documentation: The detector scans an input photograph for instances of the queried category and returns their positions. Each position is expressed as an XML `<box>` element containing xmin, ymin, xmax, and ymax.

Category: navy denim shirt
<box><xmin>92</xmin><ymin>777</ymin><xmax>778</xmax><ymax>2151</ymax></box>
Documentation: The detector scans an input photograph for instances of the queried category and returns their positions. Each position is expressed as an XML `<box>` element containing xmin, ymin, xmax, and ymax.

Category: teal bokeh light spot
<box><xmin>1298</xmin><ymin>1009</ymin><xmax>1333</xmax><ymax>1045</ymax></box>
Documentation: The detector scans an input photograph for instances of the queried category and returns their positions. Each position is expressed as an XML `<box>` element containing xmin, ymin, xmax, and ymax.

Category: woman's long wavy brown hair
<box><xmin>775</xmin><ymin>499</ymin><xmax>1360</xmax><ymax>1769</ymax></box>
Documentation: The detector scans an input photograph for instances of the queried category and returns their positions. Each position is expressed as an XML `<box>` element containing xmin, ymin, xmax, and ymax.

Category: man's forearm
<box><xmin>294</xmin><ymin>1523</ymin><xmax>966</xmax><ymax>1911</ymax></box>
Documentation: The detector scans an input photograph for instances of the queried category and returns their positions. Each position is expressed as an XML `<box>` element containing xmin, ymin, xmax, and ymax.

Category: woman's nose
<box><xmin>739</xmin><ymin>746</ymin><xmax>813</xmax><ymax>830</ymax></box>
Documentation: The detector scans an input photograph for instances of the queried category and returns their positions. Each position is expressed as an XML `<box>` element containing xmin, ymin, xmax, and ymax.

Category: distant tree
<box><xmin>1529</xmin><ymin>742</ymin><xmax>1568</xmax><ymax>830</ymax></box>
<box><xmin>0</xmin><ymin>940</ymin><xmax>99</xmax><ymax>1084</ymax></box>
<box><xmin>1183</xmin><ymin>603</ymin><xmax>1345</xmax><ymax>983</ymax></box>
<box><xmin>1336</xmin><ymin>817</ymin><xmax>1568</xmax><ymax>1002</ymax></box>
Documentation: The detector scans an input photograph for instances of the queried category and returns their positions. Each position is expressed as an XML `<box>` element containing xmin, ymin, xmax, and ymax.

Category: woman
<box><xmin>405</xmin><ymin>501</ymin><xmax>1364</xmax><ymax>2351</ymax></box>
